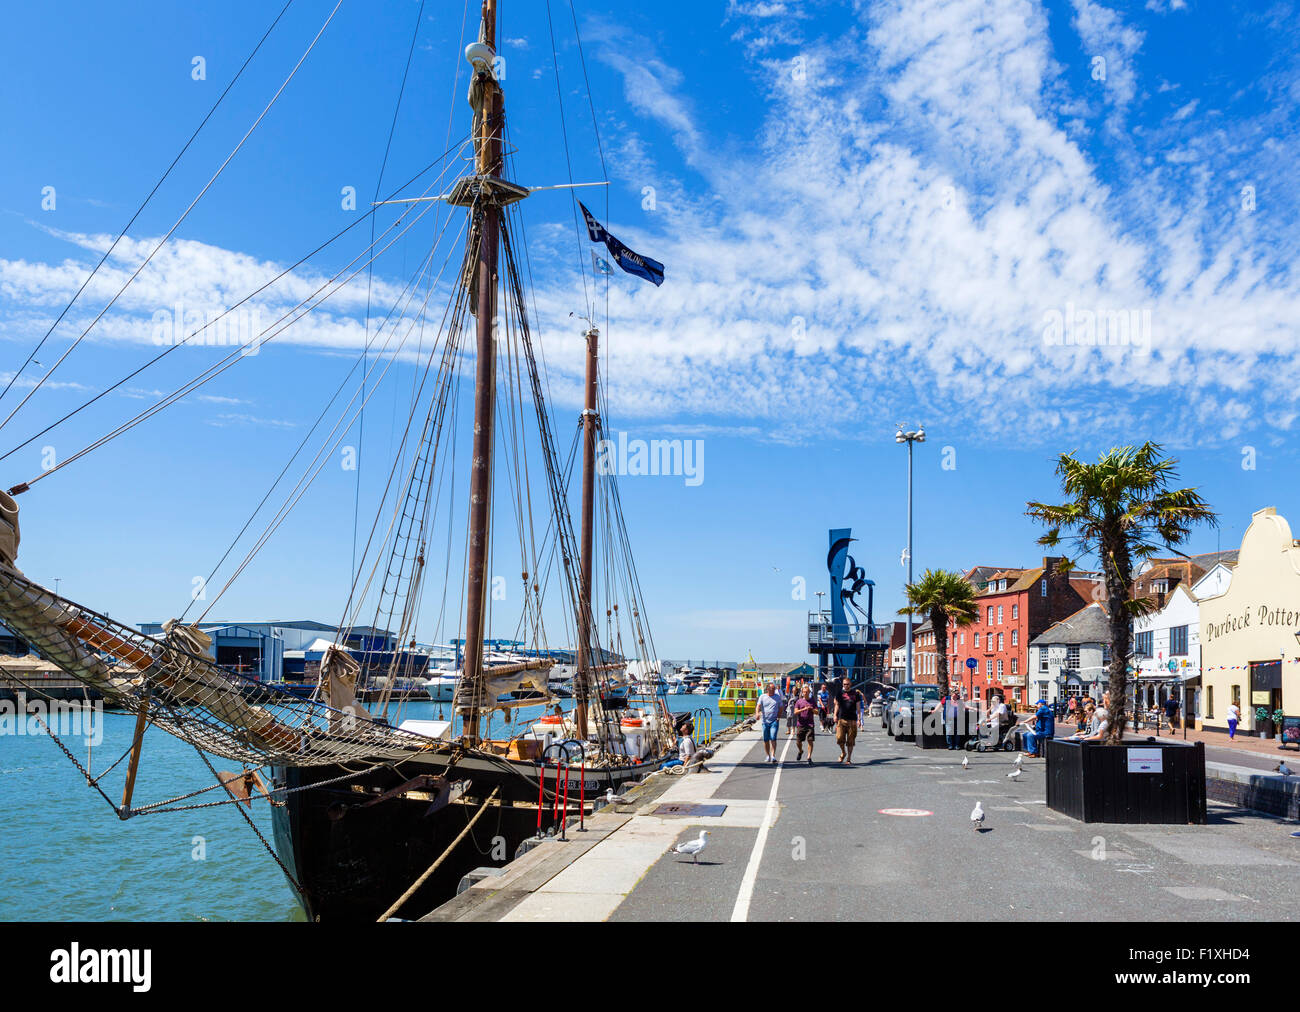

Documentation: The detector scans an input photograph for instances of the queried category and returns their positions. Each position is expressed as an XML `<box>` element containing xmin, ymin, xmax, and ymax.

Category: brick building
<box><xmin>946</xmin><ymin>557</ymin><xmax>1103</xmax><ymax>707</ymax></box>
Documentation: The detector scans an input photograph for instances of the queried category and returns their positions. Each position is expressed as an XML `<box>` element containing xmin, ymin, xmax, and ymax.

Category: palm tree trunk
<box><xmin>1104</xmin><ymin>525</ymin><xmax>1132</xmax><ymax>743</ymax></box>
<box><xmin>933</xmin><ymin>607</ymin><xmax>949</xmax><ymax>699</ymax></box>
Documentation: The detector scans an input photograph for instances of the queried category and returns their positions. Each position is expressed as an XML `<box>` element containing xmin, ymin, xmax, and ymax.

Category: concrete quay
<box><xmin>425</xmin><ymin>721</ymin><xmax>1300</xmax><ymax>922</ymax></box>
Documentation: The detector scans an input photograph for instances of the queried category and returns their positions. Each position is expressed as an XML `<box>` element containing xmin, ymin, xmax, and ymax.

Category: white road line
<box><xmin>730</xmin><ymin>732</ymin><xmax>793</xmax><ymax>922</ymax></box>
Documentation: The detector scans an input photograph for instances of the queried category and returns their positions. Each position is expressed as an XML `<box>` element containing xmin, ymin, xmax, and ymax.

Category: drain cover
<box><xmin>653</xmin><ymin>803</ymin><xmax>727</xmax><ymax>817</ymax></box>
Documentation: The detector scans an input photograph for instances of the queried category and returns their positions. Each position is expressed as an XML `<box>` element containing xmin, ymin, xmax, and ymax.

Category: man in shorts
<box><xmin>834</xmin><ymin>676</ymin><xmax>860</xmax><ymax>764</ymax></box>
<box><xmin>793</xmin><ymin>684</ymin><xmax>817</xmax><ymax>763</ymax></box>
<box><xmin>756</xmin><ymin>681</ymin><xmax>783</xmax><ymax>764</ymax></box>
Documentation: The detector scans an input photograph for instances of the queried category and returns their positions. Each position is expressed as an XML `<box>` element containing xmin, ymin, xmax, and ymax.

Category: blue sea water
<box><xmin>0</xmin><ymin>692</ymin><xmax>728</xmax><ymax>921</ymax></box>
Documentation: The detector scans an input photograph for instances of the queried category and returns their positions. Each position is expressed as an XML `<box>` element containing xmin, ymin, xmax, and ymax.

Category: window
<box><xmin>1134</xmin><ymin>630</ymin><xmax>1153</xmax><ymax>657</ymax></box>
<box><xmin>1011</xmin><ymin>658</ymin><xmax>1018</xmax><ymax>675</ymax></box>
<box><xmin>1170</xmin><ymin>625</ymin><xmax>1188</xmax><ymax>656</ymax></box>
<box><xmin>1012</xmin><ymin>604</ymin><xmax>1019</xmax><ymax>620</ymax></box>
<box><xmin>974</xmin><ymin>632</ymin><xmax>980</xmax><ymax>648</ymax></box>
<box><xmin>987</xmin><ymin>606</ymin><xmax>994</xmax><ymax>624</ymax></box>
<box><xmin>1153</xmin><ymin>579</ymin><xmax>1168</xmax><ymax>594</ymax></box>
<box><xmin>1038</xmin><ymin>651</ymin><xmax>1048</xmax><ymax>673</ymax></box>
<box><xmin>986</xmin><ymin>658</ymin><xmax>993</xmax><ymax>676</ymax></box>
<box><xmin>1011</xmin><ymin>630</ymin><xmax>1018</xmax><ymax>647</ymax></box>
<box><xmin>1102</xmin><ymin>644</ymin><xmax>1111</xmax><ymax>666</ymax></box>
<box><xmin>997</xmin><ymin>659</ymin><xmax>1004</xmax><ymax>678</ymax></box>
<box><xmin>1067</xmin><ymin>644</ymin><xmax>1080</xmax><ymax>669</ymax></box>
<box><xmin>1206</xmin><ymin>686</ymin><xmax>1214</xmax><ymax>719</ymax></box>
<box><xmin>960</xmin><ymin>632</ymin><xmax>965</xmax><ymax>645</ymax></box>
<box><xmin>1040</xmin><ymin>579</ymin><xmax>1047</xmax><ymax>597</ymax></box>
<box><xmin>997</xmin><ymin>633</ymin><xmax>1004</xmax><ymax>651</ymax></box>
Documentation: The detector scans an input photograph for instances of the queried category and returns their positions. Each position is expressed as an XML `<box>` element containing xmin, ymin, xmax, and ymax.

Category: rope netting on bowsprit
<box><xmin>0</xmin><ymin>567</ymin><xmax>440</xmax><ymax>767</ymax></box>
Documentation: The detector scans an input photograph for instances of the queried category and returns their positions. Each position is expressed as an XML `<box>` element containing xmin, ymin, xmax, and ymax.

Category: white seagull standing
<box><xmin>1013</xmin><ymin>754</ymin><xmax>1024</xmax><ymax>769</ymax></box>
<box><xmin>970</xmin><ymin>802</ymin><xmax>985</xmax><ymax>832</ymax></box>
<box><xmin>672</xmin><ymin>830</ymin><xmax>710</xmax><ymax>864</ymax></box>
<box><xmin>1007</xmin><ymin>768</ymin><xmax>1022</xmax><ymax>781</ymax></box>
<box><xmin>961</xmin><ymin>755</ymin><xmax>969</xmax><ymax>769</ymax></box>
<box><xmin>605</xmin><ymin>788</ymin><xmax>636</xmax><ymax>806</ymax></box>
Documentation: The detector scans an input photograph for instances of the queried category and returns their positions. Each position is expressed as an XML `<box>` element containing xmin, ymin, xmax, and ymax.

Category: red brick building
<box><xmin>946</xmin><ymin>557</ymin><xmax>1103</xmax><ymax>707</ymax></box>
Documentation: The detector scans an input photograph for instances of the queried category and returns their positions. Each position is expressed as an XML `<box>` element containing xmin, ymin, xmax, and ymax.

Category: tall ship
<box><xmin>0</xmin><ymin>0</ymin><xmax>674</xmax><ymax>921</ymax></box>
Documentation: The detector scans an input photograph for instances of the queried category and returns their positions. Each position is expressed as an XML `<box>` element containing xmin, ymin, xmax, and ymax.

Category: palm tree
<box><xmin>899</xmin><ymin>568</ymin><xmax>979</xmax><ymax>699</ymax></box>
<box><xmin>1025</xmin><ymin>442</ymin><xmax>1215</xmax><ymax>743</ymax></box>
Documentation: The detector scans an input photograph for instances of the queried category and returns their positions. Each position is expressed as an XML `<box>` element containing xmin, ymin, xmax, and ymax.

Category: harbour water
<box><xmin>0</xmin><ymin>693</ymin><xmax>733</xmax><ymax>921</ymax></box>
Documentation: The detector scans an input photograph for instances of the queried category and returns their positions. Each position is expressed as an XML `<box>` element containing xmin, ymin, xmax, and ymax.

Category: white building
<box><xmin>1130</xmin><ymin>562</ymin><xmax>1234</xmax><ymax>726</ymax></box>
<box><xmin>1028</xmin><ymin>602</ymin><xmax>1111</xmax><ymax>704</ymax></box>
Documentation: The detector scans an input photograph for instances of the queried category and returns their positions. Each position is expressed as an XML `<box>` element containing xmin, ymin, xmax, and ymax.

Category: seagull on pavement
<box><xmin>1007</xmin><ymin>768</ymin><xmax>1022</xmax><ymax>780</ymax></box>
<box><xmin>1013</xmin><ymin>754</ymin><xmax>1024</xmax><ymax>769</ymax></box>
<box><xmin>961</xmin><ymin>755</ymin><xmax>969</xmax><ymax>769</ymax></box>
<box><xmin>672</xmin><ymin>830</ymin><xmax>710</xmax><ymax>863</ymax></box>
<box><xmin>970</xmin><ymin>802</ymin><xmax>985</xmax><ymax>832</ymax></box>
<box><xmin>605</xmin><ymin>788</ymin><xmax>636</xmax><ymax>806</ymax></box>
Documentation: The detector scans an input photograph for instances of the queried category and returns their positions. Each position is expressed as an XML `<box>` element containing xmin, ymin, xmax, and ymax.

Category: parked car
<box><xmin>885</xmin><ymin>684</ymin><xmax>942</xmax><ymax>740</ymax></box>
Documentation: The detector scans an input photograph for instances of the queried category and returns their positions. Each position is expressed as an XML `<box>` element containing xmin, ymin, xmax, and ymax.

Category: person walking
<box><xmin>786</xmin><ymin>679</ymin><xmax>800</xmax><ymax>737</ymax></box>
<box><xmin>793</xmin><ymin>685</ymin><xmax>817</xmax><ymax>764</ymax></box>
<box><xmin>817</xmin><ymin>683</ymin><xmax>832</xmax><ymax>732</ymax></box>
<box><xmin>834</xmin><ymin>676</ymin><xmax>860</xmax><ymax>764</ymax></box>
<box><xmin>1227</xmin><ymin>700</ymin><xmax>1241</xmax><ymax>740</ymax></box>
<box><xmin>757</xmin><ymin>682</ymin><xmax>783</xmax><ymax>763</ymax></box>
<box><xmin>1163</xmin><ymin>694</ymin><xmax>1180</xmax><ymax>731</ymax></box>
<box><xmin>943</xmin><ymin>693</ymin><xmax>961</xmax><ymax>750</ymax></box>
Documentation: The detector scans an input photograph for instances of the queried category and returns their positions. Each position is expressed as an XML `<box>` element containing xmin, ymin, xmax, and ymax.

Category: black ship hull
<box><xmin>271</xmin><ymin>750</ymin><xmax>650</xmax><ymax>921</ymax></box>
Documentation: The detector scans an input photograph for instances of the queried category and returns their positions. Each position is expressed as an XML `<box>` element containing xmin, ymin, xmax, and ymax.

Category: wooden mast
<box><xmin>574</xmin><ymin>326</ymin><xmax>599</xmax><ymax>739</ymax></box>
<box><xmin>462</xmin><ymin>0</ymin><xmax>501</xmax><ymax>747</ymax></box>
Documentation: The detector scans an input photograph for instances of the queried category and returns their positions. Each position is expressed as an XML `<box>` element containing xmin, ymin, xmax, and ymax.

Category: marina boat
<box><xmin>718</xmin><ymin>677</ymin><xmax>762</xmax><ymax>715</ymax></box>
<box><xmin>0</xmin><ymin>0</ymin><xmax>674</xmax><ymax>922</ymax></box>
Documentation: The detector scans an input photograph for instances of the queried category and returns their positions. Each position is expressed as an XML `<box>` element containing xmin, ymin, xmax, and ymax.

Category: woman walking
<box><xmin>1227</xmin><ymin>701</ymin><xmax>1241</xmax><ymax>740</ymax></box>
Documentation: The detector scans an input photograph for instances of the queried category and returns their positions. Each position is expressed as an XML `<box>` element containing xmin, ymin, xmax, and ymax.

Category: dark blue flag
<box><xmin>579</xmin><ymin>202</ymin><xmax>665</xmax><ymax>286</ymax></box>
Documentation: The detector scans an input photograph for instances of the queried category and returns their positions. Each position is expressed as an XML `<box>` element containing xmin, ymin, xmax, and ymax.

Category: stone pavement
<box><xmin>434</xmin><ymin>721</ymin><xmax>1300</xmax><ymax>921</ymax></box>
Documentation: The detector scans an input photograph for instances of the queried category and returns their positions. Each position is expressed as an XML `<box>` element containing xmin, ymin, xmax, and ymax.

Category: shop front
<box><xmin>1198</xmin><ymin>508</ymin><xmax>1300</xmax><ymax>736</ymax></box>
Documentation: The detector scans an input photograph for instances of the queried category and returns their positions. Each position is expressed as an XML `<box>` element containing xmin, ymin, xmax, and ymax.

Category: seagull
<box><xmin>1274</xmin><ymin>762</ymin><xmax>1295</xmax><ymax>777</ymax></box>
<box><xmin>1007</xmin><ymin>768</ymin><xmax>1022</xmax><ymax>780</ymax></box>
<box><xmin>970</xmin><ymin>802</ymin><xmax>985</xmax><ymax>832</ymax></box>
<box><xmin>605</xmin><ymin>788</ymin><xmax>636</xmax><ymax>806</ymax></box>
<box><xmin>672</xmin><ymin>830</ymin><xmax>710</xmax><ymax>863</ymax></box>
<box><xmin>961</xmin><ymin>755</ymin><xmax>969</xmax><ymax>769</ymax></box>
<box><xmin>1013</xmin><ymin>754</ymin><xmax>1024</xmax><ymax>769</ymax></box>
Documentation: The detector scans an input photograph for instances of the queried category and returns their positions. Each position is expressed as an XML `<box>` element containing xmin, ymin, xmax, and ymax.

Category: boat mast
<box><xmin>574</xmin><ymin>326</ymin><xmax>599</xmax><ymax>739</ymax></box>
<box><xmin>461</xmin><ymin>0</ymin><xmax>502</xmax><ymax>747</ymax></box>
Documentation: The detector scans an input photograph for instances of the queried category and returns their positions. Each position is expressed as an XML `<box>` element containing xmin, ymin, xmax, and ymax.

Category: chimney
<box><xmin>1042</xmin><ymin>556</ymin><xmax>1063</xmax><ymax>576</ymax></box>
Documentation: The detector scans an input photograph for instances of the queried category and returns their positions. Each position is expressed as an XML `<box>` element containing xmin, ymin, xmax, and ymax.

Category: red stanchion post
<box><xmin>536</xmin><ymin>764</ymin><xmax>544</xmax><ymax>836</ymax></box>
<box><xmin>578</xmin><ymin>756</ymin><xmax>586</xmax><ymax>832</ymax></box>
<box><xmin>561</xmin><ymin>763</ymin><xmax>569</xmax><ymax>841</ymax></box>
<box><xmin>551</xmin><ymin>759</ymin><xmax>560</xmax><ymax>825</ymax></box>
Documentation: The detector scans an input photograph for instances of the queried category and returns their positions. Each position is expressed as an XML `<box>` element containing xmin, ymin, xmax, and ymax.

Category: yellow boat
<box><xmin>718</xmin><ymin>678</ymin><xmax>761</xmax><ymax>716</ymax></box>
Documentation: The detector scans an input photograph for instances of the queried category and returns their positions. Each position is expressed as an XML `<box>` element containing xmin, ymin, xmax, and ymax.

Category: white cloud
<box><xmin>3</xmin><ymin>0</ymin><xmax>1300</xmax><ymax>454</ymax></box>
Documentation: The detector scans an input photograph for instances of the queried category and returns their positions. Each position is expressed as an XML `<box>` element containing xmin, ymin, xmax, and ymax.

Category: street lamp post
<box><xmin>896</xmin><ymin>425</ymin><xmax>925</xmax><ymax>684</ymax></box>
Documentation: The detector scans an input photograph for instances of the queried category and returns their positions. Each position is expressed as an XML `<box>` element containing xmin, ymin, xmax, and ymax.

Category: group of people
<box><xmin>755</xmin><ymin>677</ymin><xmax>866</xmax><ymax>766</ymax></box>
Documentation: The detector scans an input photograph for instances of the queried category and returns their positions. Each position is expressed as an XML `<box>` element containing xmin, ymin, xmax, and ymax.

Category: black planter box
<box><xmin>1046</xmin><ymin>737</ymin><xmax>1206</xmax><ymax>824</ymax></box>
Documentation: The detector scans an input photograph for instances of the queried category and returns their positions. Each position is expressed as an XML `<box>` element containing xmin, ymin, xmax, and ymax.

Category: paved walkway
<box><xmin>438</xmin><ymin>721</ymin><xmax>1300</xmax><ymax>921</ymax></box>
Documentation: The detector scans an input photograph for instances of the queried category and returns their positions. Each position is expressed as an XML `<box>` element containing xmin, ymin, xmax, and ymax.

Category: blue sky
<box><xmin>1</xmin><ymin>0</ymin><xmax>1299</xmax><ymax>662</ymax></box>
